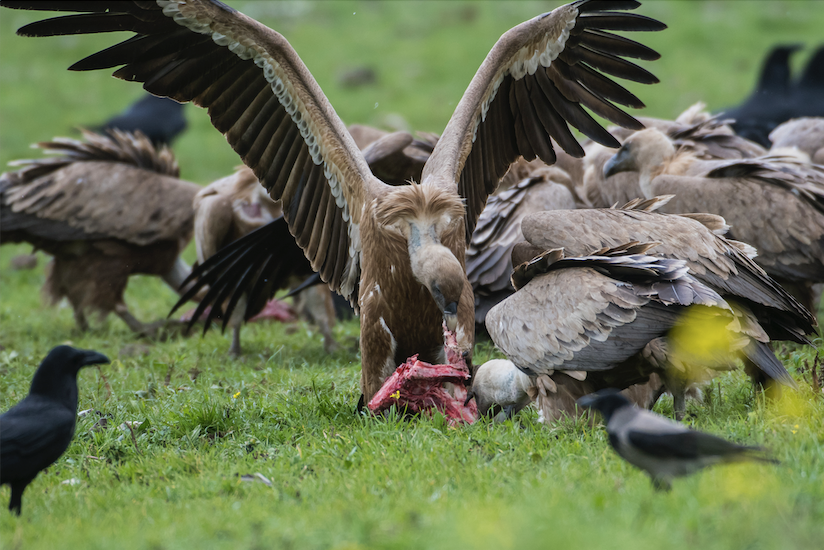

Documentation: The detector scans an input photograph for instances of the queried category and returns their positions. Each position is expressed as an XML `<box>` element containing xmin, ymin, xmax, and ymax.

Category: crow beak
<box><xmin>603</xmin><ymin>147</ymin><xmax>632</xmax><ymax>178</ymax></box>
<box><xmin>443</xmin><ymin>302</ymin><xmax>458</xmax><ymax>332</ymax></box>
<box><xmin>80</xmin><ymin>351</ymin><xmax>110</xmax><ymax>367</ymax></box>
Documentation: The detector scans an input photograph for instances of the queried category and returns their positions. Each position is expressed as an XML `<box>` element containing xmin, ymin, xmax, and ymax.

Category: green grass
<box><xmin>2</xmin><ymin>1</ymin><xmax>824</xmax><ymax>549</ymax></box>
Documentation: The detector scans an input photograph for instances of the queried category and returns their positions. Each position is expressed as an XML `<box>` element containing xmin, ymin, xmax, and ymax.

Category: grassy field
<box><xmin>2</xmin><ymin>1</ymin><xmax>824</xmax><ymax>549</ymax></box>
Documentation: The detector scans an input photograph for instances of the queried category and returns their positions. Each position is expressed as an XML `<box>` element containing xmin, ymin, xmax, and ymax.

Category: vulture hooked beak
<box><xmin>603</xmin><ymin>145</ymin><xmax>635</xmax><ymax>178</ymax></box>
<box><xmin>444</xmin><ymin>301</ymin><xmax>458</xmax><ymax>331</ymax></box>
<box><xmin>431</xmin><ymin>282</ymin><xmax>459</xmax><ymax>331</ymax></box>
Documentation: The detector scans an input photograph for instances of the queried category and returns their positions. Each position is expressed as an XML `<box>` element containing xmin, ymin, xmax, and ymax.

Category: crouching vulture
<box><xmin>487</xmin><ymin>197</ymin><xmax>817</xmax><ymax>420</ymax></box>
<box><xmin>189</xmin><ymin>165</ymin><xmax>339</xmax><ymax>356</ymax></box>
<box><xmin>0</xmin><ymin>130</ymin><xmax>200</xmax><ymax>335</ymax></box>
<box><xmin>2</xmin><ymin>0</ymin><xmax>666</xmax><ymax>402</ymax></box>
<box><xmin>604</xmin><ymin>127</ymin><xmax>824</xmax><ymax>311</ymax></box>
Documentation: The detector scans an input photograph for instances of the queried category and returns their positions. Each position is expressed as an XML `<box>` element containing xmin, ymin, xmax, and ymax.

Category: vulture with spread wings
<box><xmin>2</xmin><ymin>0</ymin><xmax>665</xmax><ymax>401</ymax></box>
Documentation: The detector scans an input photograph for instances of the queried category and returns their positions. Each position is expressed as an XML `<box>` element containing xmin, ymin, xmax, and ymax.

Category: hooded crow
<box><xmin>577</xmin><ymin>388</ymin><xmax>777</xmax><ymax>491</ymax></box>
<box><xmin>0</xmin><ymin>346</ymin><xmax>110</xmax><ymax>515</ymax></box>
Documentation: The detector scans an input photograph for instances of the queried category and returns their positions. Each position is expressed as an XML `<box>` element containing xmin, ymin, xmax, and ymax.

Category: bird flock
<box><xmin>1</xmin><ymin>0</ymin><xmax>823</xmax><ymax>516</ymax></box>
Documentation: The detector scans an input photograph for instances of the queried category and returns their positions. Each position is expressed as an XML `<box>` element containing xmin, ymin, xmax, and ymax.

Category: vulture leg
<box><xmin>229</xmin><ymin>325</ymin><xmax>243</xmax><ymax>358</ymax></box>
<box><xmin>73</xmin><ymin>308</ymin><xmax>90</xmax><ymax>332</ymax></box>
<box><xmin>114</xmin><ymin>303</ymin><xmax>149</xmax><ymax>334</ymax></box>
<box><xmin>227</xmin><ymin>298</ymin><xmax>246</xmax><ymax>358</ymax></box>
<box><xmin>503</xmin><ymin>404</ymin><xmax>517</xmax><ymax>420</ymax></box>
<box><xmin>661</xmin><ymin>370</ymin><xmax>688</xmax><ymax>421</ymax></box>
<box><xmin>161</xmin><ymin>257</ymin><xmax>194</xmax><ymax>296</ymax></box>
<box><xmin>293</xmin><ymin>286</ymin><xmax>339</xmax><ymax>354</ymax></box>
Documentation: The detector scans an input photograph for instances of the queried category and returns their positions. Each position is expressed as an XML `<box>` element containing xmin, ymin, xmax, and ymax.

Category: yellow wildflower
<box><xmin>390</xmin><ymin>390</ymin><xmax>400</xmax><ymax>399</ymax></box>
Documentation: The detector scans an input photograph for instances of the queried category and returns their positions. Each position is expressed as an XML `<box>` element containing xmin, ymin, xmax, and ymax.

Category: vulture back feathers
<box><xmin>0</xmin><ymin>129</ymin><xmax>200</xmax><ymax>332</ymax></box>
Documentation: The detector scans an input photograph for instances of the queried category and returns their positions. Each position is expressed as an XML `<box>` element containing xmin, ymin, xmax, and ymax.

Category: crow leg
<box><xmin>9</xmin><ymin>481</ymin><xmax>26</xmax><ymax>516</ymax></box>
<box><xmin>651</xmin><ymin>477</ymin><xmax>672</xmax><ymax>492</ymax></box>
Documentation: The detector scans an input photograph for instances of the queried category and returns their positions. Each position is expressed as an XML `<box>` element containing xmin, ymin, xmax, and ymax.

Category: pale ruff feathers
<box><xmin>473</xmin><ymin>9</ymin><xmax>577</xmax><ymax>143</ymax></box>
<box><xmin>156</xmin><ymin>0</ymin><xmax>361</xmax><ymax>297</ymax></box>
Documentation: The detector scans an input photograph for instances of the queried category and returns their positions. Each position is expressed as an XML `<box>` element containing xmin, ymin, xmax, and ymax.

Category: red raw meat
<box><xmin>368</xmin><ymin>325</ymin><xmax>478</xmax><ymax>424</ymax></box>
<box><xmin>180</xmin><ymin>298</ymin><xmax>296</xmax><ymax>323</ymax></box>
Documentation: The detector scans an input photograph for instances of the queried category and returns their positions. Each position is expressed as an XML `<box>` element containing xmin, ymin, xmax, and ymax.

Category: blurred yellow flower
<box><xmin>390</xmin><ymin>390</ymin><xmax>400</xmax><ymax>399</ymax></box>
<box><xmin>233</xmin><ymin>391</ymin><xmax>241</xmax><ymax>399</ymax></box>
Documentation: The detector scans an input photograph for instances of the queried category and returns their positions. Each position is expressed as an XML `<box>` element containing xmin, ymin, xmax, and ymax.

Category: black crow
<box><xmin>0</xmin><ymin>346</ymin><xmax>109</xmax><ymax>515</ymax></box>
<box><xmin>97</xmin><ymin>93</ymin><xmax>187</xmax><ymax>146</ymax></box>
<box><xmin>577</xmin><ymin>388</ymin><xmax>777</xmax><ymax>491</ymax></box>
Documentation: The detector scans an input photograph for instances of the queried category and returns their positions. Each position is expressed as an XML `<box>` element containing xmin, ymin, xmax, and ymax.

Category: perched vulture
<box><xmin>769</xmin><ymin>117</ymin><xmax>824</xmax><ymax>164</ymax></box>
<box><xmin>96</xmin><ymin>93</ymin><xmax>187</xmax><ymax>146</ymax></box>
<box><xmin>0</xmin><ymin>130</ymin><xmax>200</xmax><ymax>334</ymax></box>
<box><xmin>2</xmin><ymin>0</ymin><xmax>666</xmax><ymax>402</ymax></box>
<box><xmin>488</xmin><ymin>197</ymin><xmax>816</xmax><ymax>419</ymax></box>
<box><xmin>582</xmin><ymin>109</ymin><xmax>767</xmax><ymax>208</ymax></box>
<box><xmin>467</xmin><ymin>165</ymin><xmax>577</xmax><ymax>332</ymax></box>
<box><xmin>191</xmin><ymin>165</ymin><xmax>338</xmax><ymax>356</ymax></box>
<box><xmin>604</xmin><ymin>127</ymin><xmax>824</xmax><ymax>310</ymax></box>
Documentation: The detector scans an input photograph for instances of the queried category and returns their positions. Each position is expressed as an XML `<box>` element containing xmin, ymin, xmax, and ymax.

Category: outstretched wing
<box><xmin>3</xmin><ymin>0</ymin><xmax>389</xmax><ymax>300</ymax></box>
<box><xmin>171</xmin><ymin>216</ymin><xmax>312</xmax><ymax>334</ymax></box>
<box><xmin>421</xmin><ymin>0</ymin><xmax>664</xmax><ymax>240</ymax></box>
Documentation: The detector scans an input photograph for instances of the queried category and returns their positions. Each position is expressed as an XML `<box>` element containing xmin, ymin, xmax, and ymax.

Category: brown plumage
<box><xmin>491</xmin><ymin>198</ymin><xmax>816</xmax><ymax>418</ymax></box>
<box><xmin>0</xmin><ymin>130</ymin><xmax>199</xmax><ymax>334</ymax></box>
<box><xmin>4</xmin><ymin>0</ymin><xmax>665</xmax><ymax>402</ymax></box>
<box><xmin>769</xmin><ymin>117</ymin><xmax>824</xmax><ymax>164</ymax></box>
<box><xmin>583</xmin><ymin>108</ymin><xmax>767</xmax><ymax>208</ymax></box>
<box><xmin>487</xmin><ymin>242</ymin><xmax>733</xmax><ymax>419</ymax></box>
<box><xmin>605</xmin><ymin>127</ymin><xmax>824</xmax><ymax>310</ymax></box>
<box><xmin>467</xmin><ymin>165</ymin><xmax>577</xmax><ymax>331</ymax></box>
<box><xmin>193</xmin><ymin>166</ymin><xmax>338</xmax><ymax>356</ymax></box>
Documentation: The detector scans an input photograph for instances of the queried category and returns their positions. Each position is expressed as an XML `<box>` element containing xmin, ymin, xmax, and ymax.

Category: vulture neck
<box><xmin>635</xmin><ymin>135</ymin><xmax>678</xmax><ymax>199</ymax></box>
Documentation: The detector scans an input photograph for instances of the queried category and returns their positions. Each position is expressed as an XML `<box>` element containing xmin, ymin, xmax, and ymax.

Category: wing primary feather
<box><xmin>578</xmin><ymin>12</ymin><xmax>668</xmax><ymax>32</ymax></box>
<box><xmin>575</xmin><ymin>29</ymin><xmax>660</xmax><ymax>61</ymax></box>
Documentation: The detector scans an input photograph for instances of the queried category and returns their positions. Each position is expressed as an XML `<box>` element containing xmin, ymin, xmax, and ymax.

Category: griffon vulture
<box><xmin>604</xmin><ymin>127</ymin><xmax>824</xmax><ymax>310</ymax></box>
<box><xmin>467</xmin><ymin>165</ymin><xmax>577</xmax><ymax>332</ymax></box>
<box><xmin>487</xmin><ymin>241</ymin><xmax>739</xmax><ymax>420</ymax></box>
<box><xmin>192</xmin><ymin>165</ymin><xmax>339</xmax><ymax>356</ymax></box>
<box><xmin>769</xmin><ymin>117</ymin><xmax>824</xmax><ymax>164</ymax></box>
<box><xmin>2</xmin><ymin>0</ymin><xmax>666</xmax><ymax>402</ymax></box>
<box><xmin>487</xmin><ymin>198</ymin><xmax>816</xmax><ymax>419</ymax></box>
<box><xmin>178</xmin><ymin>129</ymin><xmax>439</xmax><ymax>356</ymax></box>
<box><xmin>0</xmin><ymin>130</ymin><xmax>200</xmax><ymax>335</ymax></box>
<box><xmin>583</xmin><ymin>111</ymin><xmax>766</xmax><ymax>208</ymax></box>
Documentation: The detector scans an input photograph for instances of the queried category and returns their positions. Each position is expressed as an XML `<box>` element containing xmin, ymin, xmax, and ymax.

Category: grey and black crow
<box><xmin>577</xmin><ymin>388</ymin><xmax>777</xmax><ymax>491</ymax></box>
<box><xmin>0</xmin><ymin>346</ymin><xmax>110</xmax><ymax>515</ymax></box>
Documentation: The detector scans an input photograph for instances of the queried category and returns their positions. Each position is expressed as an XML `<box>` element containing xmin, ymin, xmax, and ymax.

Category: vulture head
<box><xmin>376</xmin><ymin>183</ymin><xmax>466</xmax><ymax>331</ymax></box>
<box><xmin>604</xmin><ymin>128</ymin><xmax>676</xmax><ymax>178</ymax></box>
